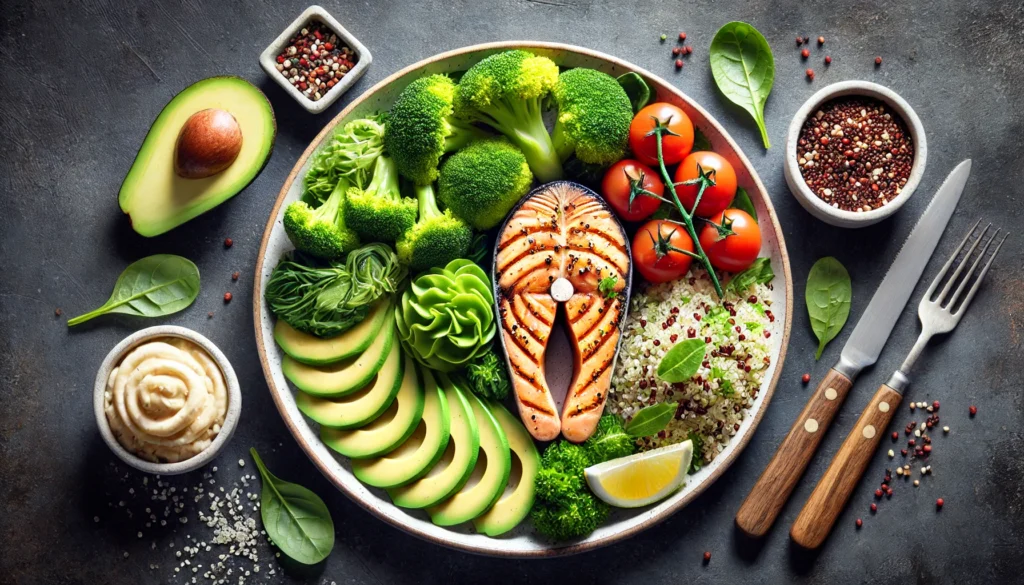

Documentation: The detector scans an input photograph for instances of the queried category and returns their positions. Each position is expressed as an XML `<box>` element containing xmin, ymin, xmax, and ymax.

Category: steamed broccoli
<box><xmin>395</xmin><ymin>183</ymin><xmax>472</xmax><ymax>271</ymax></box>
<box><xmin>283</xmin><ymin>180</ymin><xmax>361</xmax><ymax>261</ymax></box>
<box><xmin>530</xmin><ymin>414</ymin><xmax>636</xmax><ymax>541</ymax></box>
<box><xmin>302</xmin><ymin>117</ymin><xmax>385</xmax><ymax>204</ymax></box>
<box><xmin>437</xmin><ymin>139</ymin><xmax>533</xmax><ymax>230</ymax></box>
<box><xmin>384</xmin><ymin>74</ymin><xmax>489</xmax><ymax>185</ymax></box>
<box><xmin>462</xmin><ymin>346</ymin><xmax>510</xmax><ymax>400</ymax></box>
<box><xmin>455</xmin><ymin>50</ymin><xmax>563</xmax><ymax>182</ymax></box>
<box><xmin>551</xmin><ymin>68</ymin><xmax>634</xmax><ymax>166</ymax></box>
<box><xmin>344</xmin><ymin>155</ymin><xmax>418</xmax><ymax>243</ymax></box>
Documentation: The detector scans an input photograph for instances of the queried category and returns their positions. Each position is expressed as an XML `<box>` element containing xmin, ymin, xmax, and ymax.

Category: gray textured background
<box><xmin>2</xmin><ymin>1</ymin><xmax>1022</xmax><ymax>583</ymax></box>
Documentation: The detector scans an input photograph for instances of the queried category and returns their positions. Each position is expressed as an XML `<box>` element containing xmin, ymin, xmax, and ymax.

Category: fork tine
<box><xmin>951</xmin><ymin>232</ymin><xmax>1006</xmax><ymax>316</ymax></box>
<box><xmin>926</xmin><ymin>219</ymin><xmax>982</xmax><ymax>302</ymax></box>
<box><xmin>946</xmin><ymin>228</ymin><xmax>998</xmax><ymax>308</ymax></box>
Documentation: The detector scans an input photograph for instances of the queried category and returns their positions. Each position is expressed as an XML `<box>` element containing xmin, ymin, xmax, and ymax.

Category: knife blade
<box><xmin>735</xmin><ymin>160</ymin><xmax>971</xmax><ymax>538</ymax></box>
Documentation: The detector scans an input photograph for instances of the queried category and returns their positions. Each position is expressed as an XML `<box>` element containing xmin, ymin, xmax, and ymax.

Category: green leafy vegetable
<box><xmin>616</xmin><ymin>72</ymin><xmax>652</xmax><ymax>114</ymax></box>
<box><xmin>265</xmin><ymin>244</ymin><xmax>405</xmax><ymax>338</ymax></box>
<box><xmin>396</xmin><ymin>259</ymin><xmax>495</xmax><ymax>371</ymax></box>
<box><xmin>709</xmin><ymin>22</ymin><xmax>775</xmax><ymax>149</ymax></box>
<box><xmin>598</xmin><ymin>276</ymin><xmax>619</xmax><ymax>299</ymax></box>
<box><xmin>250</xmin><ymin>448</ymin><xmax>334</xmax><ymax>565</ymax></box>
<box><xmin>806</xmin><ymin>257</ymin><xmax>852</xmax><ymax>359</ymax></box>
<box><xmin>462</xmin><ymin>346</ymin><xmax>510</xmax><ymax>401</ymax></box>
<box><xmin>585</xmin><ymin>415</ymin><xmax>636</xmax><ymax>462</ymax></box>
<box><xmin>731</xmin><ymin>187</ymin><xmax>758</xmax><ymax>221</ymax></box>
<box><xmin>656</xmin><ymin>338</ymin><xmax>706</xmax><ymax>382</ymax></box>
<box><xmin>67</xmin><ymin>255</ymin><xmax>200</xmax><ymax>326</ymax></box>
<box><xmin>686</xmin><ymin>431</ymin><xmax>705</xmax><ymax>473</ymax></box>
<box><xmin>302</xmin><ymin>117</ymin><xmax>384</xmax><ymax>204</ymax></box>
<box><xmin>726</xmin><ymin>257</ymin><xmax>774</xmax><ymax>293</ymax></box>
<box><xmin>692</xmin><ymin>127</ymin><xmax>713</xmax><ymax>152</ymax></box>
<box><xmin>624</xmin><ymin>402</ymin><xmax>678</xmax><ymax>437</ymax></box>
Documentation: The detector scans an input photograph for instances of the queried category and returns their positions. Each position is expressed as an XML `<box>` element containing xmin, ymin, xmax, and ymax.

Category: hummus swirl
<box><xmin>105</xmin><ymin>337</ymin><xmax>228</xmax><ymax>463</ymax></box>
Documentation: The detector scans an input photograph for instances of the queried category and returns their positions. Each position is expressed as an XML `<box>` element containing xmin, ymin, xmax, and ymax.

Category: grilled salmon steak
<box><xmin>495</xmin><ymin>182</ymin><xmax>630</xmax><ymax>442</ymax></box>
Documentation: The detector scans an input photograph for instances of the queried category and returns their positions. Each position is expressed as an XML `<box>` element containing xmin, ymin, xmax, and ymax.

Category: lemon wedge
<box><xmin>584</xmin><ymin>440</ymin><xmax>693</xmax><ymax>508</ymax></box>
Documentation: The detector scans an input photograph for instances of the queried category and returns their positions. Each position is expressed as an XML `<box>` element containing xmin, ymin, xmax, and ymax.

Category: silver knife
<box><xmin>736</xmin><ymin>160</ymin><xmax>971</xmax><ymax>538</ymax></box>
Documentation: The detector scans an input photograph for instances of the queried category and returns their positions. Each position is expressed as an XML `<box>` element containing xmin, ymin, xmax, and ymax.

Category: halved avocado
<box><xmin>320</xmin><ymin>355</ymin><xmax>424</xmax><ymax>458</ymax></box>
<box><xmin>275</xmin><ymin>297</ymin><xmax>391</xmax><ymax>366</ymax></box>
<box><xmin>119</xmin><ymin>76</ymin><xmax>276</xmax><ymax>237</ymax></box>
<box><xmin>472</xmin><ymin>400</ymin><xmax>540</xmax><ymax>537</ymax></box>
<box><xmin>294</xmin><ymin>336</ymin><xmax>402</xmax><ymax>429</ymax></box>
<box><xmin>282</xmin><ymin>315</ymin><xmax>395</xmax><ymax>397</ymax></box>
<box><xmin>387</xmin><ymin>374</ymin><xmax>480</xmax><ymax>509</ymax></box>
<box><xmin>427</xmin><ymin>392</ymin><xmax>511</xmax><ymax>526</ymax></box>
<box><xmin>352</xmin><ymin>369</ymin><xmax>451</xmax><ymax>488</ymax></box>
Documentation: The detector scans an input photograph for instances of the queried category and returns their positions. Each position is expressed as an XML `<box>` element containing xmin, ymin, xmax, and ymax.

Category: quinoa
<box><xmin>607</xmin><ymin>270</ymin><xmax>773</xmax><ymax>467</ymax></box>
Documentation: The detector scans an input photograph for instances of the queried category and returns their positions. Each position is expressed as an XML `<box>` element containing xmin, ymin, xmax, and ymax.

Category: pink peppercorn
<box><xmin>936</xmin><ymin>498</ymin><xmax>944</xmax><ymax>509</ymax></box>
<box><xmin>969</xmin><ymin>405</ymin><xmax>977</xmax><ymax>416</ymax></box>
<box><xmin>675</xmin><ymin>59</ymin><xmax>684</xmax><ymax>69</ymax></box>
<box><xmin>801</xmin><ymin>48</ymin><xmax>810</xmax><ymax>58</ymax></box>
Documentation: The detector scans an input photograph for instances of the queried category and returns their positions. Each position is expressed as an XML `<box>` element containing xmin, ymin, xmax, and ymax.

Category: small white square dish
<box><xmin>259</xmin><ymin>5</ymin><xmax>372</xmax><ymax>114</ymax></box>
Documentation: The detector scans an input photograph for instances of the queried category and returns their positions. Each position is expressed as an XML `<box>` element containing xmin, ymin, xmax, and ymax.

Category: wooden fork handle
<box><xmin>790</xmin><ymin>384</ymin><xmax>902</xmax><ymax>549</ymax></box>
<box><xmin>735</xmin><ymin>368</ymin><xmax>854</xmax><ymax>538</ymax></box>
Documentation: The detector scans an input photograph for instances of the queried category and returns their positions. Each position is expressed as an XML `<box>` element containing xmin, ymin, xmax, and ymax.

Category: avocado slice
<box><xmin>119</xmin><ymin>76</ymin><xmax>276</xmax><ymax>237</ymax></box>
<box><xmin>283</xmin><ymin>314</ymin><xmax>395</xmax><ymax>397</ymax></box>
<box><xmin>472</xmin><ymin>400</ymin><xmax>540</xmax><ymax>536</ymax></box>
<box><xmin>294</xmin><ymin>335</ymin><xmax>402</xmax><ymax>429</ymax></box>
<box><xmin>352</xmin><ymin>369</ymin><xmax>451</xmax><ymax>488</ymax></box>
<box><xmin>275</xmin><ymin>297</ymin><xmax>391</xmax><ymax>366</ymax></box>
<box><xmin>320</xmin><ymin>355</ymin><xmax>424</xmax><ymax>458</ymax></box>
<box><xmin>387</xmin><ymin>374</ymin><xmax>480</xmax><ymax>509</ymax></box>
<box><xmin>427</xmin><ymin>392</ymin><xmax>511</xmax><ymax>526</ymax></box>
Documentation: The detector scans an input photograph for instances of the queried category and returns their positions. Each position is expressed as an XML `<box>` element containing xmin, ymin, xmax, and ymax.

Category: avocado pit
<box><xmin>174</xmin><ymin>108</ymin><xmax>242</xmax><ymax>179</ymax></box>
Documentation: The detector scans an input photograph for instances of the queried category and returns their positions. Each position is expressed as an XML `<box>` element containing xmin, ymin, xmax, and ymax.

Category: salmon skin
<box><xmin>493</xmin><ymin>181</ymin><xmax>631</xmax><ymax>442</ymax></box>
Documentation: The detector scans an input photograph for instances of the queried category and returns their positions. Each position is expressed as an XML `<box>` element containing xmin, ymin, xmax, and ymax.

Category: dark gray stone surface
<box><xmin>2</xmin><ymin>1</ymin><xmax>1022</xmax><ymax>583</ymax></box>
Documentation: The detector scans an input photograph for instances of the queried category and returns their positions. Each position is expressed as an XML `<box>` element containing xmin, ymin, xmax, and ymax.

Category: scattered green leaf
<box><xmin>624</xmin><ymin>402</ymin><xmax>678</xmax><ymax>437</ymax></box>
<box><xmin>250</xmin><ymin>448</ymin><xmax>335</xmax><ymax>565</ymax></box>
<box><xmin>67</xmin><ymin>255</ymin><xmax>200</xmax><ymax>326</ymax></box>
<box><xmin>806</xmin><ymin>257</ymin><xmax>852</xmax><ymax>359</ymax></box>
<box><xmin>726</xmin><ymin>257</ymin><xmax>774</xmax><ymax>293</ymax></box>
<box><xmin>686</xmin><ymin>431</ymin><xmax>705</xmax><ymax>473</ymax></box>
<box><xmin>656</xmin><ymin>338</ymin><xmax>706</xmax><ymax>383</ymax></box>
<box><xmin>598</xmin><ymin>276</ymin><xmax>619</xmax><ymax>299</ymax></box>
<box><xmin>709</xmin><ymin>22</ymin><xmax>775</xmax><ymax>148</ymax></box>
<box><xmin>617</xmin><ymin>72</ymin><xmax>652</xmax><ymax>114</ymax></box>
<box><xmin>731</xmin><ymin>187</ymin><xmax>757</xmax><ymax>221</ymax></box>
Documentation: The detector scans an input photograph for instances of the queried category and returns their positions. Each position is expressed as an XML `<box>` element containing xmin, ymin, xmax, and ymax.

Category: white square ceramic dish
<box><xmin>259</xmin><ymin>5</ymin><xmax>372</xmax><ymax>114</ymax></box>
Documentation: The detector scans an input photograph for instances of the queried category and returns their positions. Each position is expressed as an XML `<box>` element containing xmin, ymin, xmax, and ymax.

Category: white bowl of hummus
<box><xmin>94</xmin><ymin>326</ymin><xmax>242</xmax><ymax>475</ymax></box>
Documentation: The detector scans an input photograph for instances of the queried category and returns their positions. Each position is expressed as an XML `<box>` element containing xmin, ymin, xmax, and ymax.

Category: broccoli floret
<box><xmin>551</xmin><ymin>68</ymin><xmax>634</xmax><ymax>166</ymax></box>
<box><xmin>384</xmin><ymin>75</ymin><xmax>488</xmax><ymax>185</ymax></box>
<box><xmin>302</xmin><ymin>117</ymin><xmax>385</xmax><ymax>204</ymax></box>
<box><xmin>531</xmin><ymin>441</ymin><xmax>609</xmax><ymax>541</ymax></box>
<box><xmin>395</xmin><ymin>183</ymin><xmax>472</xmax><ymax>271</ymax></box>
<box><xmin>455</xmin><ymin>50</ymin><xmax>563</xmax><ymax>182</ymax></box>
<box><xmin>283</xmin><ymin>180</ymin><xmax>361</xmax><ymax>261</ymax></box>
<box><xmin>461</xmin><ymin>346</ymin><xmax>511</xmax><ymax>400</ymax></box>
<box><xmin>438</xmin><ymin>139</ymin><xmax>533</xmax><ymax>230</ymax></box>
<box><xmin>344</xmin><ymin>155</ymin><xmax>418</xmax><ymax>243</ymax></box>
<box><xmin>583</xmin><ymin>414</ymin><xmax>636</xmax><ymax>463</ymax></box>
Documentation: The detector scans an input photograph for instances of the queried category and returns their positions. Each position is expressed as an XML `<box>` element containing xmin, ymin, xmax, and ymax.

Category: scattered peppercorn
<box><xmin>825</xmin><ymin>55</ymin><xmax>833</xmax><ymax>65</ymax></box>
<box><xmin>801</xmin><ymin>48</ymin><xmax>810</xmax><ymax>59</ymax></box>
<box><xmin>875</xmin><ymin>56</ymin><xmax>883</xmax><ymax>65</ymax></box>
<box><xmin>679</xmin><ymin>32</ymin><xmax>687</xmax><ymax>41</ymax></box>
<box><xmin>684</xmin><ymin>46</ymin><xmax>693</xmax><ymax>55</ymax></box>
<box><xmin>232</xmin><ymin>271</ymin><xmax>240</xmax><ymax>281</ymax></box>
<box><xmin>818</xmin><ymin>36</ymin><xmax>825</xmax><ymax>45</ymax></box>
<box><xmin>804</xmin><ymin>36</ymin><xmax>811</xmax><ymax>44</ymax></box>
<box><xmin>796</xmin><ymin>36</ymin><xmax>804</xmax><ymax>45</ymax></box>
<box><xmin>875</xmin><ymin>489</ymin><xmax>883</xmax><ymax>498</ymax></box>
<box><xmin>274</xmin><ymin>21</ymin><xmax>358</xmax><ymax>102</ymax></box>
<box><xmin>797</xmin><ymin>96</ymin><xmax>914</xmax><ymax>212</ymax></box>
<box><xmin>208</xmin><ymin>311</ymin><xmax>214</xmax><ymax>318</ymax></box>
<box><xmin>806</xmin><ymin>68</ymin><xmax>815</xmax><ymax>80</ymax></box>
<box><xmin>802</xmin><ymin>373</ymin><xmax>811</xmax><ymax>384</ymax></box>
<box><xmin>969</xmin><ymin>405</ymin><xmax>977</xmax><ymax>416</ymax></box>
<box><xmin>892</xmin><ymin>431</ymin><xmax>899</xmax><ymax>440</ymax></box>
<box><xmin>932</xmin><ymin>400</ymin><xmax>940</xmax><ymax>411</ymax></box>
<box><xmin>870</xmin><ymin>503</ymin><xmax>877</xmax><ymax>512</ymax></box>
<box><xmin>703</xmin><ymin>551</ymin><xmax>711</xmax><ymax>563</ymax></box>
<box><xmin>675</xmin><ymin>59</ymin><xmax>684</xmax><ymax>70</ymax></box>
<box><xmin>224</xmin><ymin>238</ymin><xmax>233</xmax><ymax>248</ymax></box>
<box><xmin>223</xmin><ymin>292</ymin><xmax>232</xmax><ymax>303</ymax></box>
<box><xmin>660</xmin><ymin>34</ymin><xmax>667</xmax><ymax>41</ymax></box>
<box><xmin>855</xmin><ymin>518</ymin><xmax>863</xmax><ymax>528</ymax></box>
<box><xmin>936</xmin><ymin>498</ymin><xmax>944</xmax><ymax>509</ymax></box>
<box><xmin>54</xmin><ymin>308</ymin><xmax>62</xmax><ymax>317</ymax></box>
<box><xmin>672</xmin><ymin>47</ymin><xmax>681</xmax><ymax>56</ymax></box>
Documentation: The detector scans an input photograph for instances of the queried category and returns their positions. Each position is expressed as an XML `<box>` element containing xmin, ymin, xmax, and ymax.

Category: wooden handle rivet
<box><xmin>862</xmin><ymin>424</ymin><xmax>876</xmax><ymax>439</ymax></box>
<box><xmin>804</xmin><ymin>419</ymin><xmax>819</xmax><ymax>433</ymax></box>
<box><xmin>878</xmin><ymin>401</ymin><xmax>890</xmax><ymax>413</ymax></box>
<box><xmin>824</xmin><ymin>387</ymin><xmax>838</xmax><ymax>400</ymax></box>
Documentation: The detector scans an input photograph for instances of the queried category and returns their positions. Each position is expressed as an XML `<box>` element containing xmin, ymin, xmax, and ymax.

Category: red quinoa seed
<box><xmin>875</xmin><ymin>56</ymin><xmax>883</xmax><ymax>65</ymax></box>
<box><xmin>801</xmin><ymin>48</ymin><xmax>810</xmax><ymax>59</ymax></box>
<box><xmin>802</xmin><ymin>373</ymin><xmax>811</xmax><ymax>384</ymax></box>
<box><xmin>825</xmin><ymin>55</ymin><xmax>833</xmax><ymax>65</ymax></box>
<box><xmin>223</xmin><ymin>292</ymin><xmax>233</xmax><ymax>303</ymax></box>
<box><xmin>224</xmin><ymin>237</ymin><xmax>233</xmax><ymax>248</ymax></box>
<box><xmin>856</xmin><ymin>518</ymin><xmax>863</xmax><ymax>528</ymax></box>
<box><xmin>703</xmin><ymin>551</ymin><xmax>711</xmax><ymax>563</ymax></box>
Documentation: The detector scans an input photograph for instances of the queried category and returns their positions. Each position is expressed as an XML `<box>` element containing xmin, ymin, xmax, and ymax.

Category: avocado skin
<box><xmin>119</xmin><ymin>76</ymin><xmax>276</xmax><ymax>237</ymax></box>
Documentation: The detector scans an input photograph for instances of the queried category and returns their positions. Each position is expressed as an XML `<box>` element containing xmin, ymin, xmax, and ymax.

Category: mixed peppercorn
<box><xmin>274</xmin><ymin>21</ymin><xmax>358</xmax><ymax>102</ymax></box>
<box><xmin>797</xmin><ymin>97</ymin><xmax>914</xmax><ymax>212</ymax></box>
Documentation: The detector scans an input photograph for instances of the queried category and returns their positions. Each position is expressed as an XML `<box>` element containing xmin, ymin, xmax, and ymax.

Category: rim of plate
<box><xmin>252</xmin><ymin>40</ymin><xmax>793</xmax><ymax>557</ymax></box>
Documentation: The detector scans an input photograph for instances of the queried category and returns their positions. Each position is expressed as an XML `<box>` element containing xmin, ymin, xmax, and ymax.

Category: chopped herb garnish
<box><xmin>598</xmin><ymin>275</ymin><xmax>618</xmax><ymax>299</ymax></box>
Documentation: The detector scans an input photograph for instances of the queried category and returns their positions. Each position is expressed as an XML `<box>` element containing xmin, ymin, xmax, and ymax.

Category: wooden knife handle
<box><xmin>735</xmin><ymin>368</ymin><xmax>854</xmax><ymax>538</ymax></box>
<box><xmin>790</xmin><ymin>384</ymin><xmax>902</xmax><ymax>549</ymax></box>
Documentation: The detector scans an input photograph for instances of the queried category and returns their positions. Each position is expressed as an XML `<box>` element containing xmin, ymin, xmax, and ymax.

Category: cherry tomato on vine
<box><xmin>633</xmin><ymin>220</ymin><xmax>695</xmax><ymax>283</ymax></box>
<box><xmin>698</xmin><ymin>209</ymin><xmax>761</xmax><ymax>272</ymax></box>
<box><xmin>674</xmin><ymin>151</ymin><xmax>737</xmax><ymax>218</ymax></box>
<box><xmin>628</xmin><ymin>103</ymin><xmax>694</xmax><ymax>167</ymax></box>
<box><xmin>602</xmin><ymin>160</ymin><xmax>664</xmax><ymax>222</ymax></box>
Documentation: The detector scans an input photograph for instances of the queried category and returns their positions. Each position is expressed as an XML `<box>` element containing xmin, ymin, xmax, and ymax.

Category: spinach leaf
<box><xmin>250</xmin><ymin>448</ymin><xmax>335</xmax><ymax>565</ymax></box>
<box><xmin>624</xmin><ymin>402</ymin><xmax>678</xmax><ymax>437</ymax></box>
<box><xmin>731</xmin><ymin>187</ymin><xmax>758</xmax><ymax>221</ymax></box>
<box><xmin>692</xmin><ymin>127</ymin><xmax>713</xmax><ymax>152</ymax></box>
<box><xmin>67</xmin><ymin>255</ymin><xmax>200</xmax><ymax>326</ymax></box>
<box><xmin>806</xmin><ymin>257</ymin><xmax>852</xmax><ymax>359</ymax></box>
<box><xmin>657</xmin><ymin>338</ymin><xmax>706</xmax><ymax>383</ymax></box>
<box><xmin>709</xmin><ymin>22</ymin><xmax>775</xmax><ymax>148</ymax></box>
<box><xmin>726</xmin><ymin>257</ymin><xmax>774</xmax><ymax>293</ymax></box>
<box><xmin>617</xmin><ymin>72</ymin><xmax>651</xmax><ymax>113</ymax></box>
<box><xmin>686</xmin><ymin>432</ymin><xmax>705</xmax><ymax>473</ymax></box>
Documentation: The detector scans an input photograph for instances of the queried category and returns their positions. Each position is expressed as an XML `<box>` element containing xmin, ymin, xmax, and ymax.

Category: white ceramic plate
<box><xmin>253</xmin><ymin>42</ymin><xmax>793</xmax><ymax>557</ymax></box>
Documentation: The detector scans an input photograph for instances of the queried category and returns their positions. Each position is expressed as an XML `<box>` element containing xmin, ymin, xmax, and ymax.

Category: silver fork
<box><xmin>791</xmin><ymin>220</ymin><xmax>1006</xmax><ymax>549</ymax></box>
